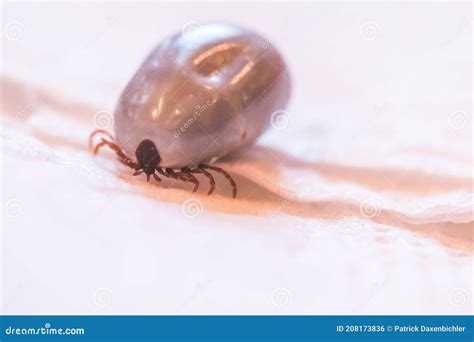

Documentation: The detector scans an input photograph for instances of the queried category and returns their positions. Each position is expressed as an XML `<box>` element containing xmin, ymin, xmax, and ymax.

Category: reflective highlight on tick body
<box><xmin>89</xmin><ymin>22</ymin><xmax>292</xmax><ymax>198</ymax></box>
<box><xmin>114</xmin><ymin>22</ymin><xmax>291</xmax><ymax>167</ymax></box>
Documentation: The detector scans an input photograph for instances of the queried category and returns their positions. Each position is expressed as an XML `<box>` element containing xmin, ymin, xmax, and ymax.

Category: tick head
<box><xmin>135</xmin><ymin>139</ymin><xmax>161</xmax><ymax>179</ymax></box>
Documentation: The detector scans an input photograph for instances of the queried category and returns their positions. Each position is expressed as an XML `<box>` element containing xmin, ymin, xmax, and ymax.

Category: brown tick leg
<box><xmin>184</xmin><ymin>167</ymin><xmax>216</xmax><ymax>195</ymax></box>
<box><xmin>88</xmin><ymin>129</ymin><xmax>115</xmax><ymax>150</ymax></box>
<box><xmin>164</xmin><ymin>168</ymin><xmax>199</xmax><ymax>193</ymax></box>
<box><xmin>89</xmin><ymin>129</ymin><xmax>139</xmax><ymax>170</ymax></box>
<box><xmin>198</xmin><ymin>164</ymin><xmax>237</xmax><ymax>198</ymax></box>
<box><xmin>156</xmin><ymin>168</ymin><xmax>166</xmax><ymax>177</ymax></box>
<box><xmin>153</xmin><ymin>173</ymin><xmax>161</xmax><ymax>182</ymax></box>
<box><xmin>178</xmin><ymin>168</ymin><xmax>200</xmax><ymax>193</ymax></box>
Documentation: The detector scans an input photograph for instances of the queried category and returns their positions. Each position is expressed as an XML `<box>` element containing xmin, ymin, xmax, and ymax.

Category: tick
<box><xmin>89</xmin><ymin>22</ymin><xmax>291</xmax><ymax>198</ymax></box>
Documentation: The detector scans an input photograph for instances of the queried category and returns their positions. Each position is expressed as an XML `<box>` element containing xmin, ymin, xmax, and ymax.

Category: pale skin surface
<box><xmin>1</xmin><ymin>3</ymin><xmax>472</xmax><ymax>315</ymax></box>
<box><xmin>113</xmin><ymin>23</ymin><xmax>291</xmax><ymax>168</ymax></box>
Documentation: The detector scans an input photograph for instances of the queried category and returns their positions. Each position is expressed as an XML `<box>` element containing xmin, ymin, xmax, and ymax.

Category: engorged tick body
<box><xmin>89</xmin><ymin>22</ymin><xmax>291</xmax><ymax>198</ymax></box>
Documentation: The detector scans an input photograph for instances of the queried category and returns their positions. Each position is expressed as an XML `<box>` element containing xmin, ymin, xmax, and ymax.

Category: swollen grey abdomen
<box><xmin>114</xmin><ymin>22</ymin><xmax>291</xmax><ymax>168</ymax></box>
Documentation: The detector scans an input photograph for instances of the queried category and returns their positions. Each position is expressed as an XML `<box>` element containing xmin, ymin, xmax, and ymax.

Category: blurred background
<box><xmin>1</xmin><ymin>1</ymin><xmax>472</xmax><ymax>314</ymax></box>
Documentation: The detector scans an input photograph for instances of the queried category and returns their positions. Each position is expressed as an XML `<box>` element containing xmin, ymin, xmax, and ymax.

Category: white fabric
<box><xmin>1</xmin><ymin>2</ymin><xmax>472</xmax><ymax>314</ymax></box>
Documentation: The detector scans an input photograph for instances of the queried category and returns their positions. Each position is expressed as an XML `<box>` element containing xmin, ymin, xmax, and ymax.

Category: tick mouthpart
<box><xmin>143</xmin><ymin>166</ymin><xmax>156</xmax><ymax>182</ymax></box>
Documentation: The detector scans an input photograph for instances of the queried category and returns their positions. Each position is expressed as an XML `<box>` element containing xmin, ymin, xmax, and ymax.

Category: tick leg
<box><xmin>88</xmin><ymin>129</ymin><xmax>115</xmax><ymax>150</ymax></box>
<box><xmin>197</xmin><ymin>167</ymin><xmax>216</xmax><ymax>195</ymax></box>
<box><xmin>179</xmin><ymin>170</ymin><xmax>200</xmax><ymax>193</ymax></box>
<box><xmin>90</xmin><ymin>132</ymin><xmax>138</xmax><ymax>170</ymax></box>
<box><xmin>156</xmin><ymin>168</ymin><xmax>166</xmax><ymax>178</ymax></box>
<box><xmin>199</xmin><ymin>164</ymin><xmax>237</xmax><ymax>198</ymax></box>
<box><xmin>183</xmin><ymin>167</ymin><xmax>216</xmax><ymax>195</ymax></box>
<box><xmin>162</xmin><ymin>168</ymin><xmax>199</xmax><ymax>193</ymax></box>
<box><xmin>153</xmin><ymin>173</ymin><xmax>161</xmax><ymax>182</ymax></box>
